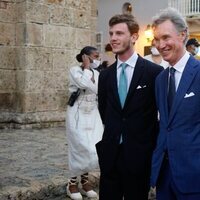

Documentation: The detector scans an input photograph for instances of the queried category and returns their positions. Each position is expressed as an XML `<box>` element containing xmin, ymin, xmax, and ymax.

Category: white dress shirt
<box><xmin>170</xmin><ymin>51</ymin><xmax>190</xmax><ymax>91</ymax></box>
<box><xmin>117</xmin><ymin>52</ymin><xmax>138</xmax><ymax>92</ymax></box>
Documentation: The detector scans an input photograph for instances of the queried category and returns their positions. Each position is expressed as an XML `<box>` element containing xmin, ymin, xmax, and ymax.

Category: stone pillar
<box><xmin>0</xmin><ymin>0</ymin><xmax>97</xmax><ymax>128</ymax></box>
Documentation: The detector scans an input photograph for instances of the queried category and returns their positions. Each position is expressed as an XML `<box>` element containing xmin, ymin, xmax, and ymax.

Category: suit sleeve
<box><xmin>98</xmin><ymin>70</ymin><xmax>108</xmax><ymax>124</ymax></box>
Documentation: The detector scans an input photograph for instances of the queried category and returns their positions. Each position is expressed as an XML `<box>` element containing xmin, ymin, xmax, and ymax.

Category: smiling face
<box><xmin>153</xmin><ymin>20</ymin><xmax>186</xmax><ymax>66</ymax></box>
<box><xmin>109</xmin><ymin>23</ymin><xmax>138</xmax><ymax>60</ymax></box>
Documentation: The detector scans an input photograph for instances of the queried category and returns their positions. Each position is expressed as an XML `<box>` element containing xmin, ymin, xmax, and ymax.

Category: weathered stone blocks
<box><xmin>0</xmin><ymin>0</ymin><xmax>97</xmax><ymax>128</ymax></box>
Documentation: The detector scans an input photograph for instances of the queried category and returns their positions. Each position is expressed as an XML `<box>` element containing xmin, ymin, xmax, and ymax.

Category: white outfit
<box><xmin>66</xmin><ymin>66</ymin><xmax>103</xmax><ymax>177</ymax></box>
<box><xmin>144</xmin><ymin>54</ymin><xmax>169</xmax><ymax>69</ymax></box>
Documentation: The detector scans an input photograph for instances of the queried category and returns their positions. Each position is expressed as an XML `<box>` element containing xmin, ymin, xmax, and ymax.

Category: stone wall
<box><xmin>0</xmin><ymin>0</ymin><xmax>98</xmax><ymax>128</ymax></box>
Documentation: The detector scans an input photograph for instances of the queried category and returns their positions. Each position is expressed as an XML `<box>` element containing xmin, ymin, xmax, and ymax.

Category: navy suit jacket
<box><xmin>151</xmin><ymin>55</ymin><xmax>200</xmax><ymax>193</ymax></box>
<box><xmin>96</xmin><ymin>55</ymin><xmax>163</xmax><ymax>176</ymax></box>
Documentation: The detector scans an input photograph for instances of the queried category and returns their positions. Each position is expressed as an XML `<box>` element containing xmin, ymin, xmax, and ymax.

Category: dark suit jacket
<box><xmin>151</xmin><ymin>55</ymin><xmax>200</xmax><ymax>193</ymax></box>
<box><xmin>96</xmin><ymin>55</ymin><xmax>163</xmax><ymax>176</ymax></box>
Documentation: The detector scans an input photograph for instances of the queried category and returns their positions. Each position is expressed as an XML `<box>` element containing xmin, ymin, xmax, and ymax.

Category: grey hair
<box><xmin>152</xmin><ymin>7</ymin><xmax>189</xmax><ymax>44</ymax></box>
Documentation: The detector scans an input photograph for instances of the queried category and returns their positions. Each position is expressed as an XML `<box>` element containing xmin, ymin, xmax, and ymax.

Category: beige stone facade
<box><xmin>0</xmin><ymin>0</ymin><xmax>98</xmax><ymax>128</ymax></box>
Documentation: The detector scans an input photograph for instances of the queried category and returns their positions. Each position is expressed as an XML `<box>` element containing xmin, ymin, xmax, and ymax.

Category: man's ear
<box><xmin>131</xmin><ymin>33</ymin><xmax>139</xmax><ymax>44</ymax></box>
<box><xmin>180</xmin><ymin>30</ymin><xmax>187</xmax><ymax>43</ymax></box>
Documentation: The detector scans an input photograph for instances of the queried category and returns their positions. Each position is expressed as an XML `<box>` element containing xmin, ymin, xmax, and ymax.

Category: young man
<box><xmin>151</xmin><ymin>8</ymin><xmax>200</xmax><ymax>200</ymax></box>
<box><xmin>96</xmin><ymin>14</ymin><xmax>163</xmax><ymax>200</ymax></box>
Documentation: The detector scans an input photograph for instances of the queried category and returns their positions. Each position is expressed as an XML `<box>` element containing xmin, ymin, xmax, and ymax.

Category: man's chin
<box><xmin>112</xmin><ymin>49</ymin><xmax>125</xmax><ymax>55</ymax></box>
<box><xmin>161</xmin><ymin>55</ymin><xmax>170</xmax><ymax>62</ymax></box>
<box><xmin>112</xmin><ymin>49</ymin><xmax>119</xmax><ymax>54</ymax></box>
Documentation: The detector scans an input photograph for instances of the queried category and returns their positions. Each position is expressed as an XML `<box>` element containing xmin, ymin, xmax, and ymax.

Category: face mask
<box><xmin>151</xmin><ymin>47</ymin><xmax>160</xmax><ymax>55</ymax></box>
<box><xmin>194</xmin><ymin>47</ymin><xmax>199</xmax><ymax>55</ymax></box>
<box><xmin>91</xmin><ymin>59</ymin><xmax>101</xmax><ymax>68</ymax></box>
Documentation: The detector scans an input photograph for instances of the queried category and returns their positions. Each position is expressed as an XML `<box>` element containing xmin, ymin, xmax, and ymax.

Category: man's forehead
<box><xmin>110</xmin><ymin>23</ymin><xmax>128</xmax><ymax>29</ymax></box>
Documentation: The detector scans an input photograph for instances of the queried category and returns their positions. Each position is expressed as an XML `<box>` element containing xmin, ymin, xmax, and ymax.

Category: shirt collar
<box><xmin>117</xmin><ymin>51</ymin><xmax>138</xmax><ymax>69</ymax></box>
<box><xmin>170</xmin><ymin>51</ymin><xmax>190</xmax><ymax>73</ymax></box>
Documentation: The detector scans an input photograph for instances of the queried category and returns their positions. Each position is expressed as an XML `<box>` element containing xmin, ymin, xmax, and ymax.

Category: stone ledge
<box><xmin>0</xmin><ymin>181</ymin><xmax>67</xmax><ymax>200</ymax></box>
<box><xmin>0</xmin><ymin>174</ymin><xmax>99</xmax><ymax>200</ymax></box>
<box><xmin>0</xmin><ymin>121</ymin><xmax>65</xmax><ymax>129</ymax></box>
<box><xmin>0</xmin><ymin>111</ymin><xmax>66</xmax><ymax>129</ymax></box>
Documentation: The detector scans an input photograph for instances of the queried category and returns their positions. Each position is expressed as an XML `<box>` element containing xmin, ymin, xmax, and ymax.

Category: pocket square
<box><xmin>136</xmin><ymin>85</ymin><xmax>146</xmax><ymax>89</ymax></box>
<box><xmin>184</xmin><ymin>92</ymin><xmax>195</xmax><ymax>98</ymax></box>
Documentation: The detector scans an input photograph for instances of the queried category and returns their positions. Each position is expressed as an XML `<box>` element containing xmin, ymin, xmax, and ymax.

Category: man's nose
<box><xmin>158</xmin><ymin>40</ymin><xmax>166</xmax><ymax>49</ymax></box>
<box><xmin>110</xmin><ymin>33</ymin><xmax>117</xmax><ymax>40</ymax></box>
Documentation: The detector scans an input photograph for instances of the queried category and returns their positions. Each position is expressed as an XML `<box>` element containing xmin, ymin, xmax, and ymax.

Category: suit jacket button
<box><xmin>167</xmin><ymin>127</ymin><xmax>171</xmax><ymax>131</ymax></box>
<box><xmin>122</xmin><ymin>118</ymin><xmax>126</xmax><ymax>121</ymax></box>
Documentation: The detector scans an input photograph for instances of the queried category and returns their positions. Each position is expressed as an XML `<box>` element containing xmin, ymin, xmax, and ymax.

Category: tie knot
<box><xmin>120</xmin><ymin>63</ymin><xmax>127</xmax><ymax>70</ymax></box>
<box><xmin>170</xmin><ymin>67</ymin><xmax>176</xmax><ymax>75</ymax></box>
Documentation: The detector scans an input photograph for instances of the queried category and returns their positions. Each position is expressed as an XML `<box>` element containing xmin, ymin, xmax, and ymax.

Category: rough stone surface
<box><xmin>0</xmin><ymin>0</ymin><xmax>98</xmax><ymax>128</ymax></box>
<box><xmin>0</xmin><ymin>127</ymin><xmax>100</xmax><ymax>200</ymax></box>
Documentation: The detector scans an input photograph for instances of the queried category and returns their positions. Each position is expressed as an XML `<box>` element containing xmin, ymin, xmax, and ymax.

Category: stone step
<box><xmin>0</xmin><ymin>182</ymin><xmax>99</xmax><ymax>200</ymax></box>
<box><xmin>0</xmin><ymin>173</ymin><xmax>99</xmax><ymax>200</ymax></box>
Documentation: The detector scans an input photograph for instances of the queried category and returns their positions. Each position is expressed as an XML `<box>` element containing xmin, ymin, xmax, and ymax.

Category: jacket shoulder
<box><xmin>138</xmin><ymin>56</ymin><xmax>164</xmax><ymax>76</ymax></box>
<box><xmin>99</xmin><ymin>61</ymin><xmax>116</xmax><ymax>78</ymax></box>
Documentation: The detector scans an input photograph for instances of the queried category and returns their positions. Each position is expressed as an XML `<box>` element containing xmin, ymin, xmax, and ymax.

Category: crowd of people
<box><xmin>65</xmin><ymin>7</ymin><xmax>200</xmax><ymax>200</ymax></box>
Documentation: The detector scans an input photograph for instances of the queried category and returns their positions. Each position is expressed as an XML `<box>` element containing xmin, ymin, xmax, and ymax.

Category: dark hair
<box><xmin>105</xmin><ymin>43</ymin><xmax>112</xmax><ymax>52</ymax></box>
<box><xmin>76</xmin><ymin>46</ymin><xmax>98</xmax><ymax>62</ymax></box>
<box><xmin>109</xmin><ymin>14</ymin><xmax>139</xmax><ymax>34</ymax></box>
<box><xmin>186</xmin><ymin>38</ymin><xmax>200</xmax><ymax>47</ymax></box>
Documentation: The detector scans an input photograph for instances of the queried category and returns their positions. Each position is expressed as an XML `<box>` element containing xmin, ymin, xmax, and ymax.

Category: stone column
<box><xmin>0</xmin><ymin>0</ymin><xmax>97</xmax><ymax>128</ymax></box>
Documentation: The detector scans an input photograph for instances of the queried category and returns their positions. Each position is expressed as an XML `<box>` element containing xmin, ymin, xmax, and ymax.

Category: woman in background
<box><xmin>66</xmin><ymin>46</ymin><xmax>103</xmax><ymax>200</ymax></box>
<box><xmin>144</xmin><ymin>41</ymin><xmax>168</xmax><ymax>68</ymax></box>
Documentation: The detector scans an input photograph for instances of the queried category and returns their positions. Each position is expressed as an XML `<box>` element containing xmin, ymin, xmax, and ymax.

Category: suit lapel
<box><xmin>168</xmin><ymin>57</ymin><xmax>199</xmax><ymax>123</ymax></box>
<box><xmin>124</xmin><ymin>56</ymin><xmax>144</xmax><ymax>110</ymax></box>
<box><xmin>109</xmin><ymin>62</ymin><xmax>122</xmax><ymax>110</ymax></box>
<box><xmin>161</xmin><ymin>69</ymin><xmax>170</xmax><ymax>121</ymax></box>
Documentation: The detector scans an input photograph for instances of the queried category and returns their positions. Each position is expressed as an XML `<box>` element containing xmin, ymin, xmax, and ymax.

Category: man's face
<box><xmin>153</xmin><ymin>20</ymin><xmax>186</xmax><ymax>66</ymax></box>
<box><xmin>109</xmin><ymin>23</ymin><xmax>138</xmax><ymax>55</ymax></box>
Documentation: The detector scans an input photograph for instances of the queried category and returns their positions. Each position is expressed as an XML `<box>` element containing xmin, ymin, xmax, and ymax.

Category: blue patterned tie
<box><xmin>118</xmin><ymin>63</ymin><xmax>128</xmax><ymax>108</ymax></box>
<box><xmin>168</xmin><ymin>67</ymin><xmax>176</xmax><ymax>112</ymax></box>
